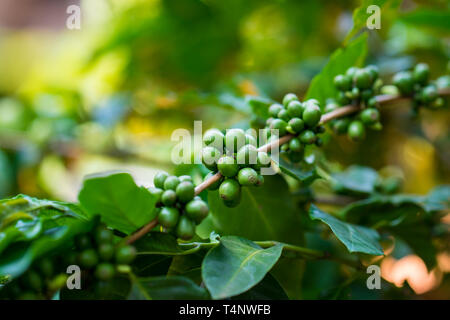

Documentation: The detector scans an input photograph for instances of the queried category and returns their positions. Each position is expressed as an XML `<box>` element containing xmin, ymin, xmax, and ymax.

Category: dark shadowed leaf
<box><xmin>202</xmin><ymin>236</ymin><xmax>283</xmax><ymax>299</ymax></box>
<box><xmin>309</xmin><ymin>205</ymin><xmax>383</xmax><ymax>255</ymax></box>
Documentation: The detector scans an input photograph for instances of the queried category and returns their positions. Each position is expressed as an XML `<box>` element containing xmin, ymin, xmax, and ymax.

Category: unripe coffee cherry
<box><xmin>289</xmin><ymin>137</ymin><xmax>303</xmax><ymax>152</ymax></box>
<box><xmin>201</xmin><ymin>146</ymin><xmax>221</xmax><ymax>171</ymax></box>
<box><xmin>161</xmin><ymin>189</ymin><xmax>177</xmax><ymax>206</ymax></box>
<box><xmin>269</xmin><ymin>103</ymin><xmax>284</xmax><ymax>118</ymax></box>
<box><xmin>236</xmin><ymin>144</ymin><xmax>258</xmax><ymax>166</ymax></box>
<box><xmin>154</xmin><ymin>171</ymin><xmax>169</xmax><ymax>189</ymax></box>
<box><xmin>354</xmin><ymin>68</ymin><xmax>373</xmax><ymax>89</ymax></box>
<box><xmin>219</xmin><ymin>179</ymin><xmax>241</xmax><ymax>201</ymax></box>
<box><xmin>79</xmin><ymin>249</ymin><xmax>99</xmax><ymax>269</ymax></box>
<box><xmin>360</xmin><ymin>108</ymin><xmax>380</xmax><ymax>125</ymax></box>
<box><xmin>223</xmin><ymin>191</ymin><xmax>242</xmax><ymax>208</ymax></box>
<box><xmin>299</xmin><ymin>130</ymin><xmax>316</xmax><ymax>144</ymax></box>
<box><xmin>346</xmin><ymin>67</ymin><xmax>358</xmax><ymax>78</ymax></box>
<box><xmin>270</xmin><ymin>119</ymin><xmax>288</xmax><ymax>136</ymax></box>
<box><xmin>217</xmin><ymin>156</ymin><xmax>239</xmax><ymax>177</ymax></box>
<box><xmin>393</xmin><ymin>71</ymin><xmax>414</xmax><ymax>95</ymax></box>
<box><xmin>245</xmin><ymin>134</ymin><xmax>257</xmax><ymax>146</ymax></box>
<box><xmin>176</xmin><ymin>216</ymin><xmax>196</xmax><ymax>240</ymax></box>
<box><xmin>75</xmin><ymin>234</ymin><xmax>92</xmax><ymax>249</ymax></box>
<box><xmin>333</xmin><ymin>74</ymin><xmax>352</xmax><ymax>91</ymax></box>
<box><xmin>95</xmin><ymin>263</ymin><xmax>115</xmax><ymax>281</ymax></box>
<box><xmin>277</xmin><ymin>109</ymin><xmax>291</xmax><ymax>122</ymax></box>
<box><xmin>203</xmin><ymin>129</ymin><xmax>224</xmax><ymax>147</ymax></box>
<box><xmin>256</xmin><ymin>151</ymin><xmax>271</xmax><ymax>169</ymax></box>
<box><xmin>413</xmin><ymin>63</ymin><xmax>429</xmax><ymax>85</ymax></box>
<box><xmin>302</xmin><ymin>104</ymin><xmax>322</xmax><ymax>128</ymax></box>
<box><xmin>148</xmin><ymin>187</ymin><xmax>163</xmax><ymax>203</ymax></box>
<box><xmin>287</xmin><ymin>100</ymin><xmax>304</xmax><ymax>118</ymax></box>
<box><xmin>238</xmin><ymin>167</ymin><xmax>259</xmax><ymax>186</ymax></box>
<box><xmin>163</xmin><ymin>176</ymin><xmax>180</xmax><ymax>191</ymax></box>
<box><xmin>420</xmin><ymin>85</ymin><xmax>438</xmax><ymax>103</ymax></box>
<box><xmin>98</xmin><ymin>243</ymin><xmax>115</xmax><ymax>261</ymax></box>
<box><xmin>282</xmin><ymin>93</ymin><xmax>299</xmax><ymax>107</ymax></box>
<box><xmin>158</xmin><ymin>207</ymin><xmax>180</xmax><ymax>228</ymax></box>
<box><xmin>178</xmin><ymin>175</ymin><xmax>193</xmax><ymax>182</ymax></box>
<box><xmin>288</xmin><ymin>117</ymin><xmax>304</xmax><ymax>133</ymax></box>
<box><xmin>186</xmin><ymin>199</ymin><xmax>209</xmax><ymax>223</ymax></box>
<box><xmin>366</xmin><ymin>65</ymin><xmax>379</xmax><ymax>80</ymax></box>
<box><xmin>347</xmin><ymin>120</ymin><xmax>366</xmax><ymax>141</ymax></box>
<box><xmin>225</xmin><ymin>128</ymin><xmax>246</xmax><ymax>153</ymax></box>
<box><xmin>115</xmin><ymin>245</ymin><xmax>137</xmax><ymax>264</ymax></box>
<box><xmin>332</xmin><ymin>118</ymin><xmax>350</xmax><ymax>134</ymax></box>
<box><xmin>175</xmin><ymin>181</ymin><xmax>195</xmax><ymax>203</ymax></box>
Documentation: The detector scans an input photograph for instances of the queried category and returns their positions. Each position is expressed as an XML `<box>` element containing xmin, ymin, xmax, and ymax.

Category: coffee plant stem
<box><xmin>128</xmin><ymin>89</ymin><xmax>450</xmax><ymax>245</ymax></box>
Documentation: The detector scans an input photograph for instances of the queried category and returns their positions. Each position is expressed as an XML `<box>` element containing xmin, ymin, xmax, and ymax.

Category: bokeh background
<box><xmin>0</xmin><ymin>0</ymin><xmax>449</xmax><ymax>298</ymax></box>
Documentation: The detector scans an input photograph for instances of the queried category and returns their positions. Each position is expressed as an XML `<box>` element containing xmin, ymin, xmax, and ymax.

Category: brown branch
<box><xmin>127</xmin><ymin>89</ymin><xmax>450</xmax><ymax>244</ymax></box>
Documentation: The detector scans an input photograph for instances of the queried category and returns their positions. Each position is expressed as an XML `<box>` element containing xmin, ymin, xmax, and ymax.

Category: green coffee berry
<box><xmin>161</xmin><ymin>189</ymin><xmax>177</xmax><ymax>206</ymax></box>
<box><xmin>98</xmin><ymin>243</ymin><xmax>115</xmax><ymax>261</ymax></box>
<box><xmin>346</xmin><ymin>67</ymin><xmax>358</xmax><ymax>78</ymax></box>
<box><xmin>158</xmin><ymin>207</ymin><xmax>180</xmax><ymax>228</ymax></box>
<box><xmin>203</xmin><ymin>129</ymin><xmax>224</xmax><ymax>147</ymax></box>
<box><xmin>413</xmin><ymin>63</ymin><xmax>429</xmax><ymax>85</ymax></box>
<box><xmin>277</xmin><ymin>109</ymin><xmax>291</xmax><ymax>122</ymax></box>
<box><xmin>205</xmin><ymin>172</ymin><xmax>222</xmax><ymax>190</ymax></box>
<box><xmin>95</xmin><ymin>227</ymin><xmax>114</xmax><ymax>244</ymax></box>
<box><xmin>176</xmin><ymin>216</ymin><xmax>196</xmax><ymax>240</ymax></box>
<box><xmin>148</xmin><ymin>187</ymin><xmax>164</xmax><ymax>203</ymax></box>
<box><xmin>256</xmin><ymin>151</ymin><xmax>271</xmax><ymax>169</ymax></box>
<box><xmin>217</xmin><ymin>155</ymin><xmax>239</xmax><ymax>177</ymax></box>
<box><xmin>236</xmin><ymin>144</ymin><xmax>258</xmax><ymax>166</ymax></box>
<box><xmin>154</xmin><ymin>171</ymin><xmax>169</xmax><ymax>189</ymax></box>
<box><xmin>282</xmin><ymin>93</ymin><xmax>299</xmax><ymax>107</ymax></box>
<box><xmin>324</xmin><ymin>102</ymin><xmax>339</xmax><ymax>113</ymax></box>
<box><xmin>115</xmin><ymin>245</ymin><xmax>137</xmax><ymax>264</ymax></box>
<box><xmin>219</xmin><ymin>179</ymin><xmax>241</xmax><ymax>201</ymax></box>
<box><xmin>337</xmin><ymin>91</ymin><xmax>350</xmax><ymax>105</ymax></box>
<box><xmin>178</xmin><ymin>175</ymin><xmax>193</xmax><ymax>182</ymax></box>
<box><xmin>201</xmin><ymin>146</ymin><xmax>221</xmax><ymax>171</ymax></box>
<box><xmin>79</xmin><ymin>249</ymin><xmax>99</xmax><ymax>269</ymax></box>
<box><xmin>288</xmin><ymin>150</ymin><xmax>304</xmax><ymax>163</ymax></box>
<box><xmin>366</xmin><ymin>65</ymin><xmax>379</xmax><ymax>80</ymax></box>
<box><xmin>269</xmin><ymin>103</ymin><xmax>284</xmax><ymax>118</ymax></box>
<box><xmin>95</xmin><ymin>263</ymin><xmax>115</xmax><ymax>281</ymax></box>
<box><xmin>289</xmin><ymin>137</ymin><xmax>303</xmax><ymax>152</ymax></box>
<box><xmin>302</xmin><ymin>104</ymin><xmax>322</xmax><ymax>128</ymax></box>
<box><xmin>420</xmin><ymin>85</ymin><xmax>438</xmax><ymax>103</ymax></box>
<box><xmin>361</xmin><ymin>89</ymin><xmax>373</xmax><ymax>101</ymax></box>
<box><xmin>163</xmin><ymin>176</ymin><xmax>180</xmax><ymax>191</ymax></box>
<box><xmin>175</xmin><ymin>181</ymin><xmax>195</xmax><ymax>203</ymax></box>
<box><xmin>255</xmin><ymin>173</ymin><xmax>264</xmax><ymax>186</ymax></box>
<box><xmin>270</xmin><ymin>119</ymin><xmax>288</xmax><ymax>136</ymax></box>
<box><xmin>225</xmin><ymin>128</ymin><xmax>246</xmax><ymax>153</ymax></box>
<box><xmin>334</xmin><ymin>74</ymin><xmax>352</xmax><ymax>91</ymax></box>
<box><xmin>393</xmin><ymin>71</ymin><xmax>414</xmax><ymax>95</ymax></box>
<box><xmin>354</xmin><ymin>68</ymin><xmax>373</xmax><ymax>89</ymax></box>
<box><xmin>347</xmin><ymin>120</ymin><xmax>366</xmax><ymax>141</ymax></box>
<box><xmin>75</xmin><ymin>234</ymin><xmax>91</xmax><ymax>249</ymax></box>
<box><xmin>223</xmin><ymin>192</ymin><xmax>242</xmax><ymax>208</ymax></box>
<box><xmin>245</xmin><ymin>134</ymin><xmax>257</xmax><ymax>146</ymax></box>
<box><xmin>360</xmin><ymin>108</ymin><xmax>380</xmax><ymax>125</ymax></box>
<box><xmin>185</xmin><ymin>199</ymin><xmax>209</xmax><ymax>223</ymax></box>
<box><xmin>238</xmin><ymin>167</ymin><xmax>259</xmax><ymax>186</ymax></box>
<box><xmin>299</xmin><ymin>130</ymin><xmax>316</xmax><ymax>144</ymax></box>
<box><xmin>288</xmin><ymin>118</ymin><xmax>304</xmax><ymax>133</ymax></box>
<box><xmin>332</xmin><ymin>118</ymin><xmax>350</xmax><ymax>134</ymax></box>
<box><xmin>287</xmin><ymin>100</ymin><xmax>304</xmax><ymax>118</ymax></box>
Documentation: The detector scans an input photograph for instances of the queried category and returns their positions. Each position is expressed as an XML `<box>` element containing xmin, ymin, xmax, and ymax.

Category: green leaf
<box><xmin>332</xmin><ymin>165</ymin><xmax>379</xmax><ymax>195</ymax></box>
<box><xmin>208</xmin><ymin>175</ymin><xmax>304</xmax><ymax>244</ymax></box>
<box><xmin>246</xmin><ymin>95</ymin><xmax>273</xmax><ymax>119</ymax></box>
<box><xmin>128</xmin><ymin>276</ymin><xmax>209</xmax><ymax>300</ymax></box>
<box><xmin>309</xmin><ymin>204</ymin><xmax>383</xmax><ymax>255</ymax></box>
<box><xmin>233</xmin><ymin>273</ymin><xmax>288</xmax><ymax>300</ymax></box>
<box><xmin>343</xmin><ymin>0</ymin><xmax>401</xmax><ymax>45</ymax></box>
<box><xmin>78</xmin><ymin>172</ymin><xmax>158</xmax><ymax>234</ymax></box>
<box><xmin>202</xmin><ymin>236</ymin><xmax>283</xmax><ymax>299</ymax></box>
<box><xmin>272</xmin><ymin>156</ymin><xmax>319</xmax><ymax>186</ymax></box>
<box><xmin>305</xmin><ymin>33</ymin><xmax>368</xmax><ymax>105</ymax></box>
<box><xmin>0</xmin><ymin>218</ymin><xmax>95</xmax><ymax>278</ymax></box>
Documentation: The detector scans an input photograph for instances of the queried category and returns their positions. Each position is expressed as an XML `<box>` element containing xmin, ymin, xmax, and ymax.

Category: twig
<box><xmin>128</xmin><ymin>89</ymin><xmax>450</xmax><ymax>244</ymax></box>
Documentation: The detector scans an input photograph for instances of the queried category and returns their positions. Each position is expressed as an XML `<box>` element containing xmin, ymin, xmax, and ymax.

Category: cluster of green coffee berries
<box><xmin>0</xmin><ymin>256</ymin><xmax>68</xmax><ymax>300</ymax></box>
<box><xmin>71</xmin><ymin>225</ymin><xmax>136</xmax><ymax>282</ymax></box>
<box><xmin>393</xmin><ymin>63</ymin><xmax>446</xmax><ymax>113</ymax></box>
<box><xmin>151</xmin><ymin>172</ymin><xmax>209</xmax><ymax>240</ymax></box>
<box><xmin>266</xmin><ymin>94</ymin><xmax>325</xmax><ymax>163</ymax></box>
<box><xmin>0</xmin><ymin>224</ymin><xmax>136</xmax><ymax>300</ymax></box>
<box><xmin>326</xmin><ymin>66</ymin><xmax>383</xmax><ymax>141</ymax></box>
<box><xmin>201</xmin><ymin>128</ymin><xmax>270</xmax><ymax>207</ymax></box>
